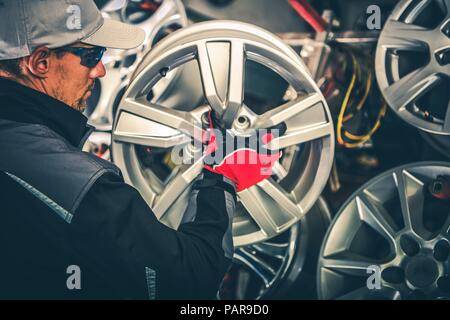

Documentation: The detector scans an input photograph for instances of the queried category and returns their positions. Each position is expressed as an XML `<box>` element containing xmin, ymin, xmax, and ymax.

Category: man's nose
<box><xmin>89</xmin><ymin>61</ymin><xmax>106</xmax><ymax>79</ymax></box>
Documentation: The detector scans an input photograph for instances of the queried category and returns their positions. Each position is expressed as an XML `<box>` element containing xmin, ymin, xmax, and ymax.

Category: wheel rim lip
<box><xmin>131</xmin><ymin>20</ymin><xmax>309</xmax><ymax>80</ymax></box>
<box><xmin>317</xmin><ymin>161</ymin><xmax>450</xmax><ymax>300</ymax></box>
<box><xmin>112</xmin><ymin>21</ymin><xmax>334</xmax><ymax>247</ymax></box>
<box><xmin>375</xmin><ymin>0</ymin><xmax>450</xmax><ymax>136</ymax></box>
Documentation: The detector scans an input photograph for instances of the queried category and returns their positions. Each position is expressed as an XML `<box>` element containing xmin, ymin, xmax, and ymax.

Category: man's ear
<box><xmin>23</xmin><ymin>47</ymin><xmax>52</xmax><ymax>78</ymax></box>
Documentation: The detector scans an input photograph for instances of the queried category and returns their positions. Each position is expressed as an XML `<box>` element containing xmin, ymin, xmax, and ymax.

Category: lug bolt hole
<box><xmin>381</xmin><ymin>266</ymin><xmax>405</xmax><ymax>284</ymax></box>
<box><xmin>434</xmin><ymin>240</ymin><xmax>450</xmax><ymax>262</ymax></box>
<box><xmin>238</xmin><ymin>116</ymin><xmax>248</xmax><ymax>124</ymax></box>
<box><xmin>400</xmin><ymin>234</ymin><xmax>420</xmax><ymax>257</ymax></box>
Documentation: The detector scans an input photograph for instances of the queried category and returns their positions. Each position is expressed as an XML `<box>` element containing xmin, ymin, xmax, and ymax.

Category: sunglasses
<box><xmin>55</xmin><ymin>46</ymin><xmax>107</xmax><ymax>68</ymax></box>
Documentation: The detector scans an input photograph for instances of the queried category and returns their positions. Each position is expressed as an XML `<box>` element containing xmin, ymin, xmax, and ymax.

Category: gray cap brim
<box><xmin>81</xmin><ymin>18</ymin><xmax>145</xmax><ymax>49</ymax></box>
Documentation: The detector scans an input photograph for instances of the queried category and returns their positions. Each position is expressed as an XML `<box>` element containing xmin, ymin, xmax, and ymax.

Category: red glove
<box><xmin>203</xmin><ymin>113</ymin><xmax>281</xmax><ymax>192</ymax></box>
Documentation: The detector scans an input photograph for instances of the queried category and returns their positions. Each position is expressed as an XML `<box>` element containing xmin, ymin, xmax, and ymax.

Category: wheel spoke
<box><xmin>258</xmin><ymin>179</ymin><xmax>303</xmax><ymax>218</ymax></box>
<box><xmin>114</xmin><ymin>98</ymin><xmax>205</xmax><ymax>148</ymax></box>
<box><xmin>266</xmin><ymin>121</ymin><xmax>332</xmax><ymax>150</ymax></box>
<box><xmin>197</xmin><ymin>41</ymin><xmax>225</xmax><ymax>114</ymax></box>
<box><xmin>152</xmin><ymin>156</ymin><xmax>205</xmax><ymax>219</ymax></box>
<box><xmin>356</xmin><ymin>194</ymin><xmax>397</xmax><ymax>247</ymax></box>
<box><xmin>383</xmin><ymin>66</ymin><xmax>440</xmax><ymax>111</ymax></box>
<box><xmin>254</xmin><ymin>93</ymin><xmax>323</xmax><ymax>129</ymax></box>
<box><xmin>321</xmin><ymin>255</ymin><xmax>377</xmax><ymax>277</ymax></box>
<box><xmin>224</xmin><ymin>40</ymin><xmax>245</xmax><ymax>125</ymax></box>
<box><xmin>239</xmin><ymin>180</ymin><xmax>300</xmax><ymax>238</ymax></box>
<box><xmin>197</xmin><ymin>40</ymin><xmax>245</xmax><ymax>122</ymax></box>
<box><xmin>381</xmin><ymin>20</ymin><xmax>431</xmax><ymax>51</ymax></box>
<box><xmin>394</xmin><ymin>170</ymin><xmax>430</xmax><ymax>238</ymax></box>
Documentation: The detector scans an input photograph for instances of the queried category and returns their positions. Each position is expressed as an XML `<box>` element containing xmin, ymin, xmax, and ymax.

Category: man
<box><xmin>0</xmin><ymin>0</ymin><xmax>278</xmax><ymax>299</ymax></box>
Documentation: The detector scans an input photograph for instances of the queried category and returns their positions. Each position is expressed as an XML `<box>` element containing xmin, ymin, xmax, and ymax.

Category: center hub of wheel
<box><xmin>405</xmin><ymin>256</ymin><xmax>439</xmax><ymax>288</ymax></box>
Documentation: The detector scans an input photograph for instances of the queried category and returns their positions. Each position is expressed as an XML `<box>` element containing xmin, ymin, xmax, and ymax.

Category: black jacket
<box><xmin>0</xmin><ymin>78</ymin><xmax>235</xmax><ymax>299</ymax></box>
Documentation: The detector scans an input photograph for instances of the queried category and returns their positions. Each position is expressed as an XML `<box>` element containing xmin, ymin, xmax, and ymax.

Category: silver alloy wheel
<box><xmin>218</xmin><ymin>197</ymin><xmax>331</xmax><ymax>300</ymax></box>
<box><xmin>318</xmin><ymin>162</ymin><xmax>450</xmax><ymax>300</ymax></box>
<box><xmin>112</xmin><ymin>21</ymin><xmax>335</xmax><ymax>246</ymax></box>
<box><xmin>375</xmin><ymin>0</ymin><xmax>450</xmax><ymax>135</ymax></box>
<box><xmin>86</xmin><ymin>0</ymin><xmax>187</xmax><ymax>131</ymax></box>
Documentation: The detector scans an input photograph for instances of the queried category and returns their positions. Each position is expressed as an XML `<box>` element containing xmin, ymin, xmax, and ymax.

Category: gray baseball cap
<box><xmin>0</xmin><ymin>0</ymin><xmax>146</xmax><ymax>60</ymax></box>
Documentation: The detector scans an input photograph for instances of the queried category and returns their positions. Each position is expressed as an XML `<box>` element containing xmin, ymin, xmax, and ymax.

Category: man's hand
<box><xmin>203</xmin><ymin>112</ymin><xmax>281</xmax><ymax>192</ymax></box>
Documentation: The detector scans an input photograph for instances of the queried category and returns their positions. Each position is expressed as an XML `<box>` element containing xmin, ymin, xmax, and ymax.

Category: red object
<box><xmin>205</xmin><ymin>149</ymin><xmax>281</xmax><ymax>192</ymax></box>
<box><xmin>288</xmin><ymin>0</ymin><xmax>327</xmax><ymax>33</ymax></box>
<box><xmin>204</xmin><ymin>112</ymin><xmax>281</xmax><ymax>192</ymax></box>
<box><xmin>139</xmin><ymin>1</ymin><xmax>159</xmax><ymax>11</ymax></box>
<box><xmin>429</xmin><ymin>176</ymin><xmax>450</xmax><ymax>200</ymax></box>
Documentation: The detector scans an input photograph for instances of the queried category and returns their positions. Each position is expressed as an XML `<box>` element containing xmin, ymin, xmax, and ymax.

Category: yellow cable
<box><xmin>337</xmin><ymin>48</ymin><xmax>386</xmax><ymax>148</ymax></box>
<box><xmin>336</xmin><ymin>52</ymin><xmax>357</xmax><ymax>146</ymax></box>
<box><xmin>343</xmin><ymin>102</ymin><xmax>387</xmax><ymax>146</ymax></box>
<box><xmin>355</xmin><ymin>69</ymin><xmax>372</xmax><ymax>112</ymax></box>
<box><xmin>342</xmin><ymin>55</ymin><xmax>372</xmax><ymax>123</ymax></box>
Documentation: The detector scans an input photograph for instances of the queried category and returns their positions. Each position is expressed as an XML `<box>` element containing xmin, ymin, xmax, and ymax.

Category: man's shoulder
<box><xmin>0</xmin><ymin>119</ymin><xmax>122</xmax><ymax>214</ymax></box>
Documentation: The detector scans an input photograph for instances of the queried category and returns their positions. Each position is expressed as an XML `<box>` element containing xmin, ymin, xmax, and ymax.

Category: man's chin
<box><xmin>73</xmin><ymin>99</ymin><xmax>88</xmax><ymax>112</ymax></box>
<box><xmin>73</xmin><ymin>90</ymin><xmax>92</xmax><ymax>112</ymax></box>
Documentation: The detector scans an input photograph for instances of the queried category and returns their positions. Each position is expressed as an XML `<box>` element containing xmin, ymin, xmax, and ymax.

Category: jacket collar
<box><xmin>0</xmin><ymin>77</ymin><xmax>93</xmax><ymax>148</ymax></box>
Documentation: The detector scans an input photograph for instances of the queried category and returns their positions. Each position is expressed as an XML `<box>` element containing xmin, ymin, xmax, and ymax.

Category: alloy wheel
<box><xmin>375</xmin><ymin>0</ymin><xmax>450</xmax><ymax>136</ymax></box>
<box><xmin>112</xmin><ymin>21</ymin><xmax>335</xmax><ymax>246</ymax></box>
<box><xmin>318</xmin><ymin>162</ymin><xmax>450</xmax><ymax>300</ymax></box>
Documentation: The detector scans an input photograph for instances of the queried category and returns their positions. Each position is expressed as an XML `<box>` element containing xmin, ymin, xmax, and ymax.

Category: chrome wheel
<box><xmin>218</xmin><ymin>197</ymin><xmax>331</xmax><ymax>300</ymax></box>
<box><xmin>375</xmin><ymin>0</ymin><xmax>450</xmax><ymax>135</ymax></box>
<box><xmin>318</xmin><ymin>162</ymin><xmax>450</xmax><ymax>300</ymax></box>
<box><xmin>112</xmin><ymin>21</ymin><xmax>334</xmax><ymax>246</ymax></box>
<box><xmin>86</xmin><ymin>0</ymin><xmax>187</xmax><ymax>131</ymax></box>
